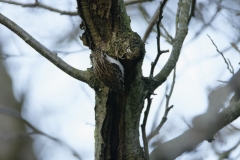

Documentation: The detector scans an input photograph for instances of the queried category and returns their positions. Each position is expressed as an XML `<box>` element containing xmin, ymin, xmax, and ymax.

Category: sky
<box><xmin>0</xmin><ymin>0</ymin><xmax>240</xmax><ymax>160</ymax></box>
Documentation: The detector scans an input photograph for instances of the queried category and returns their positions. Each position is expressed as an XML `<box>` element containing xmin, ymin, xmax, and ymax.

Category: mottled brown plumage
<box><xmin>91</xmin><ymin>48</ymin><xmax>125</xmax><ymax>92</ymax></box>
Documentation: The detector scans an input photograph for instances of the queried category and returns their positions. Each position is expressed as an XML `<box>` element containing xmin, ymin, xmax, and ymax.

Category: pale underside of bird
<box><xmin>90</xmin><ymin>48</ymin><xmax>125</xmax><ymax>92</ymax></box>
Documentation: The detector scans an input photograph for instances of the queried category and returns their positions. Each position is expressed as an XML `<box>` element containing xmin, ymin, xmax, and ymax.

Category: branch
<box><xmin>147</xmin><ymin>67</ymin><xmax>176</xmax><ymax>141</ymax></box>
<box><xmin>0</xmin><ymin>0</ymin><xmax>148</xmax><ymax>15</ymax></box>
<box><xmin>0</xmin><ymin>0</ymin><xmax>78</xmax><ymax>16</ymax></box>
<box><xmin>142</xmin><ymin>4</ymin><xmax>161</xmax><ymax>43</ymax></box>
<box><xmin>149</xmin><ymin>93</ymin><xmax>240</xmax><ymax>160</ymax></box>
<box><xmin>187</xmin><ymin>1</ymin><xmax>221</xmax><ymax>44</ymax></box>
<box><xmin>153</xmin><ymin>0</ymin><xmax>191</xmax><ymax>89</ymax></box>
<box><xmin>149</xmin><ymin>0</ymin><xmax>169</xmax><ymax>78</ymax></box>
<box><xmin>0</xmin><ymin>13</ymin><xmax>90</xmax><ymax>84</ymax></box>
<box><xmin>149</xmin><ymin>70</ymin><xmax>240</xmax><ymax>160</ymax></box>
<box><xmin>141</xmin><ymin>96</ymin><xmax>152</xmax><ymax>160</ymax></box>
<box><xmin>125</xmin><ymin>0</ymin><xmax>152</xmax><ymax>6</ymax></box>
<box><xmin>0</xmin><ymin>106</ymin><xmax>82</xmax><ymax>160</ymax></box>
<box><xmin>160</xmin><ymin>23</ymin><xmax>173</xmax><ymax>44</ymax></box>
<box><xmin>208</xmin><ymin>35</ymin><xmax>234</xmax><ymax>75</ymax></box>
<box><xmin>141</xmin><ymin>1</ymin><xmax>173</xmax><ymax>45</ymax></box>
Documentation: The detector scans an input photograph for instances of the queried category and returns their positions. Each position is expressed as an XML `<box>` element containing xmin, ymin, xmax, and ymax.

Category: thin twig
<box><xmin>141</xmin><ymin>96</ymin><xmax>152</xmax><ymax>160</ymax></box>
<box><xmin>160</xmin><ymin>23</ymin><xmax>173</xmax><ymax>44</ymax></box>
<box><xmin>165</xmin><ymin>67</ymin><xmax>176</xmax><ymax>107</ymax></box>
<box><xmin>125</xmin><ymin>0</ymin><xmax>152</xmax><ymax>6</ymax></box>
<box><xmin>140</xmin><ymin>4</ymin><xmax>172</xmax><ymax>44</ymax></box>
<box><xmin>150</xmin><ymin>86</ymin><xmax>168</xmax><ymax>132</ymax></box>
<box><xmin>142</xmin><ymin>6</ymin><xmax>160</xmax><ymax>43</ymax></box>
<box><xmin>147</xmin><ymin>67</ymin><xmax>176</xmax><ymax>142</ymax></box>
<box><xmin>228</xmin><ymin>59</ymin><xmax>234</xmax><ymax>74</ymax></box>
<box><xmin>149</xmin><ymin>90</ymin><xmax>240</xmax><ymax>159</ymax></box>
<box><xmin>187</xmin><ymin>1</ymin><xmax>222</xmax><ymax>44</ymax></box>
<box><xmin>207</xmin><ymin>35</ymin><xmax>234</xmax><ymax>75</ymax></box>
<box><xmin>152</xmin><ymin>0</ymin><xmax>191</xmax><ymax>89</ymax></box>
<box><xmin>0</xmin><ymin>0</ymin><xmax>78</xmax><ymax>16</ymax></box>
<box><xmin>0</xmin><ymin>106</ymin><xmax>82</xmax><ymax>160</ymax></box>
<box><xmin>142</xmin><ymin>0</ymin><xmax>169</xmax><ymax>43</ymax></box>
<box><xmin>149</xmin><ymin>0</ymin><xmax>169</xmax><ymax>78</ymax></box>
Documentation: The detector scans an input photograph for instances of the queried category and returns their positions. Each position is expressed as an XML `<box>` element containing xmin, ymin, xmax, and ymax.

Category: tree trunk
<box><xmin>76</xmin><ymin>0</ymin><xmax>146</xmax><ymax>159</ymax></box>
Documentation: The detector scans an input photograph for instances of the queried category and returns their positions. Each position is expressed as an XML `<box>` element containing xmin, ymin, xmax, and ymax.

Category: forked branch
<box><xmin>153</xmin><ymin>0</ymin><xmax>192</xmax><ymax>89</ymax></box>
<box><xmin>149</xmin><ymin>0</ymin><xmax>169</xmax><ymax>78</ymax></box>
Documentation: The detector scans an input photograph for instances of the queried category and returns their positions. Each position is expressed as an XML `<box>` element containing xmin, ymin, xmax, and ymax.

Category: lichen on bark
<box><xmin>76</xmin><ymin>0</ymin><xmax>146</xmax><ymax>159</ymax></box>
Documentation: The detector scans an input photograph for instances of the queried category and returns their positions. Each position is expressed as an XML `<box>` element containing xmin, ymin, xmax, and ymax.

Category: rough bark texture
<box><xmin>76</xmin><ymin>0</ymin><xmax>146</xmax><ymax>159</ymax></box>
<box><xmin>1</xmin><ymin>0</ymin><xmax>240</xmax><ymax>159</ymax></box>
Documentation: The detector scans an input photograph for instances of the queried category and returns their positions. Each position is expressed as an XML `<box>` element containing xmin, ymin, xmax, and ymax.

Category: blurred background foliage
<box><xmin>0</xmin><ymin>44</ymin><xmax>36</xmax><ymax>160</ymax></box>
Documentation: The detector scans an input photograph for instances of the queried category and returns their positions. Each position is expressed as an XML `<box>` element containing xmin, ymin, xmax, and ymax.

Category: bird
<box><xmin>90</xmin><ymin>48</ymin><xmax>125</xmax><ymax>92</ymax></box>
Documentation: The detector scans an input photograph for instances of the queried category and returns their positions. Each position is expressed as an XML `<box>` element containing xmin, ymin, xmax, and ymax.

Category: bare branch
<box><xmin>150</xmin><ymin>92</ymin><xmax>240</xmax><ymax>160</ymax></box>
<box><xmin>160</xmin><ymin>23</ymin><xmax>173</xmax><ymax>44</ymax></box>
<box><xmin>0</xmin><ymin>13</ymin><xmax>90</xmax><ymax>84</ymax></box>
<box><xmin>125</xmin><ymin>0</ymin><xmax>152</xmax><ymax>6</ymax></box>
<box><xmin>207</xmin><ymin>35</ymin><xmax>234</xmax><ymax>75</ymax></box>
<box><xmin>140</xmin><ymin>3</ymin><xmax>173</xmax><ymax>44</ymax></box>
<box><xmin>141</xmin><ymin>96</ymin><xmax>152</xmax><ymax>160</ymax></box>
<box><xmin>142</xmin><ymin>1</ymin><xmax>162</xmax><ymax>43</ymax></box>
<box><xmin>165</xmin><ymin>67</ymin><xmax>176</xmax><ymax>107</ymax></box>
<box><xmin>153</xmin><ymin>0</ymin><xmax>192</xmax><ymax>89</ymax></box>
<box><xmin>149</xmin><ymin>0</ymin><xmax>169</xmax><ymax>78</ymax></box>
<box><xmin>147</xmin><ymin>67</ymin><xmax>176</xmax><ymax>141</ymax></box>
<box><xmin>188</xmin><ymin>1</ymin><xmax>222</xmax><ymax>43</ymax></box>
<box><xmin>227</xmin><ymin>59</ymin><xmax>234</xmax><ymax>74</ymax></box>
<box><xmin>150</xmin><ymin>69</ymin><xmax>240</xmax><ymax>160</ymax></box>
<box><xmin>0</xmin><ymin>0</ymin><xmax>78</xmax><ymax>16</ymax></box>
<box><xmin>0</xmin><ymin>106</ymin><xmax>82</xmax><ymax>160</ymax></box>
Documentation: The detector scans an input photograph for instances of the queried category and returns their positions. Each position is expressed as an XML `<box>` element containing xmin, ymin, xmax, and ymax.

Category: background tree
<box><xmin>0</xmin><ymin>0</ymin><xmax>240</xmax><ymax>159</ymax></box>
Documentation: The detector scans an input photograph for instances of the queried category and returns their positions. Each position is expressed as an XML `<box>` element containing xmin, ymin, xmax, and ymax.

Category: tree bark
<box><xmin>3</xmin><ymin>0</ymin><xmax>240</xmax><ymax>159</ymax></box>
<box><xmin>76</xmin><ymin>0</ymin><xmax>146</xmax><ymax>159</ymax></box>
